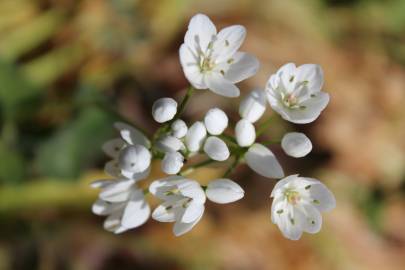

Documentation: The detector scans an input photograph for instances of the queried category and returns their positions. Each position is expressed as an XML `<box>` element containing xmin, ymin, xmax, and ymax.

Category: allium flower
<box><xmin>179</xmin><ymin>14</ymin><xmax>259</xmax><ymax>97</ymax></box>
<box><xmin>149</xmin><ymin>176</ymin><xmax>206</xmax><ymax>236</ymax></box>
<box><xmin>270</xmin><ymin>174</ymin><xmax>336</xmax><ymax>240</ymax></box>
<box><xmin>281</xmin><ymin>132</ymin><xmax>312</xmax><ymax>158</ymax></box>
<box><xmin>152</xmin><ymin>98</ymin><xmax>178</xmax><ymax>123</ymax></box>
<box><xmin>103</xmin><ymin>122</ymin><xmax>151</xmax><ymax>179</ymax></box>
<box><xmin>265</xmin><ymin>63</ymin><xmax>329</xmax><ymax>124</ymax></box>
<box><xmin>91</xmin><ymin>178</ymin><xmax>150</xmax><ymax>234</ymax></box>
<box><xmin>161</xmin><ymin>151</ymin><xmax>184</xmax><ymax>175</ymax></box>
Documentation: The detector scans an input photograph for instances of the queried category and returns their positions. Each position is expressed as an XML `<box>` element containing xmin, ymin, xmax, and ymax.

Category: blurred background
<box><xmin>1</xmin><ymin>0</ymin><xmax>405</xmax><ymax>269</ymax></box>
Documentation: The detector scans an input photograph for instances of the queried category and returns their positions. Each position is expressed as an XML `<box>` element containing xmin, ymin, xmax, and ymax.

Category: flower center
<box><xmin>284</xmin><ymin>189</ymin><xmax>301</xmax><ymax>205</ymax></box>
<box><xmin>200</xmin><ymin>56</ymin><xmax>215</xmax><ymax>73</ymax></box>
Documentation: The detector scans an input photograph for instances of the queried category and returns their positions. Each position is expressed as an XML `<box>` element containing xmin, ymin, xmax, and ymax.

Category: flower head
<box><xmin>180</xmin><ymin>14</ymin><xmax>259</xmax><ymax>97</ymax></box>
<box><xmin>270</xmin><ymin>175</ymin><xmax>336</xmax><ymax>240</ymax></box>
<box><xmin>265</xmin><ymin>63</ymin><xmax>329</xmax><ymax>124</ymax></box>
<box><xmin>149</xmin><ymin>176</ymin><xmax>206</xmax><ymax>236</ymax></box>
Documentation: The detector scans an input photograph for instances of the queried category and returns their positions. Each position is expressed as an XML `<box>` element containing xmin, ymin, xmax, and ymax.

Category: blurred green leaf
<box><xmin>0</xmin><ymin>10</ymin><xmax>64</xmax><ymax>61</ymax></box>
<box><xmin>35</xmin><ymin>107</ymin><xmax>116</xmax><ymax>179</ymax></box>
<box><xmin>0</xmin><ymin>141</ymin><xmax>26</xmax><ymax>184</ymax></box>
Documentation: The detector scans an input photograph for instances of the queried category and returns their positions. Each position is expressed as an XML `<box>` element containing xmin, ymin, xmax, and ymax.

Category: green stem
<box><xmin>260</xmin><ymin>140</ymin><xmax>281</xmax><ymax>146</ymax></box>
<box><xmin>223</xmin><ymin>155</ymin><xmax>241</xmax><ymax>178</ymax></box>
<box><xmin>180</xmin><ymin>158</ymin><xmax>216</xmax><ymax>176</ymax></box>
<box><xmin>256</xmin><ymin>115</ymin><xmax>275</xmax><ymax>136</ymax></box>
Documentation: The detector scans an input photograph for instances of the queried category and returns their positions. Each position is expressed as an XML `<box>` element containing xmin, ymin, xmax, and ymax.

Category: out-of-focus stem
<box><xmin>256</xmin><ymin>115</ymin><xmax>275</xmax><ymax>136</ymax></box>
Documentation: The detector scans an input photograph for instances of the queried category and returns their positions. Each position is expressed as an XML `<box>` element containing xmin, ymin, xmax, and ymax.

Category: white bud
<box><xmin>235</xmin><ymin>119</ymin><xmax>256</xmax><ymax>147</ymax></box>
<box><xmin>171</xmin><ymin>119</ymin><xmax>188</xmax><ymax>138</ymax></box>
<box><xmin>156</xmin><ymin>135</ymin><xmax>185</xmax><ymax>153</ymax></box>
<box><xmin>185</xmin><ymin>121</ymin><xmax>207</xmax><ymax>152</ymax></box>
<box><xmin>239</xmin><ymin>89</ymin><xmax>266</xmax><ymax>123</ymax></box>
<box><xmin>281</xmin><ymin>132</ymin><xmax>312</xmax><ymax>158</ymax></box>
<box><xmin>206</xmin><ymin>179</ymin><xmax>244</xmax><ymax>204</ymax></box>
<box><xmin>152</xmin><ymin>98</ymin><xmax>177</xmax><ymax>123</ymax></box>
<box><xmin>203</xmin><ymin>136</ymin><xmax>230</xmax><ymax>161</ymax></box>
<box><xmin>161</xmin><ymin>152</ymin><xmax>184</xmax><ymax>175</ymax></box>
<box><xmin>204</xmin><ymin>108</ymin><xmax>228</xmax><ymax>135</ymax></box>
<box><xmin>118</xmin><ymin>145</ymin><xmax>151</xmax><ymax>173</ymax></box>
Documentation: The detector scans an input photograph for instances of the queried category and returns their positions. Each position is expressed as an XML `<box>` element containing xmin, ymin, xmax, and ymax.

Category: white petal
<box><xmin>181</xmin><ymin>202</ymin><xmax>205</xmax><ymax>223</ymax></box>
<box><xmin>239</xmin><ymin>89</ymin><xmax>266</xmax><ymax>123</ymax></box>
<box><xmin>99</xmin><ymin>179</ymin><xmax>134</xmax><ymax>202</ymax></box>
<box><xmin>272</xmin><ymin>205</ymin><xmax>303</xmax><ymax>240</ymax></box>
<box><xmin>178</xmin><ymin>181</ymin><xmax>206</xmax><ymax>204</ymax></box>
<box><xmin>121</xmin><ymin>190</ymin><xmax>150</xmax><ymax>229</ymax></box>
<box><xmin>149</xmin><ymin>176</ymin><xmax>186</xmax><ymax>196</ymax></box>
<box><xmin>179</xmin><ymin>44</ymin><xmax>205</xmax><ymax>89</ymax></box>
<box><xmin>224</xmin><ymin>52</ymin><xmax>260</xmax><ymax>83</ymax></box>
<box><xmin>161</xmin><ymin>152</ymin><xmax>184</xmax><ymax>175</ymax></box>
<box><xmin>303</xmin><ymin>179</ymin><xmax>336</xmax><ymax>212</ymax></box>
<box><xmin>206</xmin><ymin>179</ymin><xmax>244</xmax><ymax>204</ymax></box>
<box><xmin>203</xmin><ymin>136</ymin><xmax>230</xmax><ymax>161</ymax></box>
<box><xmin>104</xmin><ymin>160</ymin><xmax>121</xmax><ymax>178</ymax></box>
<box><xmin>114</xmin><ymin>122</ymin><xmax>150</xmax><ymax>148</ymax></box>
<box><xmin>152</xmin><ymin>98</ymin><xmax>177</xmax><ymax>123</ymax></box>
<box><xmin>173</xmin><ymin>206</ymin><xmax>204</xmax><ymax>236</ymax></box>
<box><xmin>245</xmin><ymin>143</ymin><xmax>284</xmax><ymax>178</ymax></box>
<box><xmin>103</xmin><ymin>211</ymin><xmax>127</xmax><ymax>234</ymax></box>
<box><xmin>118</xmin><ymin>145</ymin><xmax>151</xmax><ymax>173</ymax></box>
<box><xmin>235</xmin><ymin>119</ymin><xmax>256</xmax><ymax>147</ymax></box>
<box><xmin>281</xmin><ymin>132</ymin><xmax>312</xmax><ymax>158</ymax></box>
<box><xmin>102</xmin><ymin>138</ymin><xmax>125</xmax><ymax>158</ymax></box>
<box><xmin>297</xmin><ymin>204</ymin><xmax>322</xmax><ymax>234</ymax></box>
<box><xmin>185</xmin><ymin>121</ymin><xmax>207</xmax><ymax>152</ymax></box>
<box><xmin>156</xmin><ymin>135</ymin><xmax>185</xmax><ymax>153</ymax></box>
<box><xmin>152</xmin><ymin>203</ymin><xmax>178</xmax><ymax>222</ymax></box>
<box><xmin>90</xmin><ymin>179</ymin><xmax>114</xmax><ymax>189</ymax></box>
<box><xmin>295</xmin><ymin>64</ymin><xmax>324</xmax><ymax>92</ymax></box>
<box><xmin>205</xmin><ymin>72</ymin><xmax>240</xmax><ymax>97</ymax></box>
<box><xmin>171</xmin><ymin>119</ymin><xmax>188</xmax><ymax>138</ymax></box>
<box><xmin>277</xmin><ymin>63</ymin><xmax>297</xmax><ymax>94</ymax></box>
<box><xmin>270</xmin><ymin>174</ymin><xmax>299</xmax><ymax>197</ymax></box>
<box><xmin>184</xmin><ymin>13</ymin><xmax>217</xmax><ymax>54</ymax></box>
<box><xmin>121</xmin><ymin>166</ymin><xmax>151</xmax><ymax>181</ymax></box>
<box><xmin>212</xmin><ymin>25</ymin><xmax>246</xmax><ymax>62</ymax></box>
<box><xmin>92</xmin><ymin>199</ymin><xmax>124</xmax><ymax>216</ymax></box>
<box><xmin>204</xmin><ymin>108</ymin><xmax>228</xmax><ymax>135</ymax></box>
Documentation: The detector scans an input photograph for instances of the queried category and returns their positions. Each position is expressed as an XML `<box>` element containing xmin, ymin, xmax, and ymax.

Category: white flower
<box><xmin>179</xmin><ymin>13</ymin><xmax>259</xmax><ymax>97</ymax></box>
<box><xmin>204</xmin><ymin>108</ymin><xmax>228</xmax><ymax>135</ymax></box>
<box><xmin>270</xmin><ymin>175</ymin><xmax>336</xmax><ymax>240</ymax></box>
<box><xmin>265</xmin><ymin>63</ymin><xmax>329</xmax><ymax>124</ymax></box>
<box><xmin>239</xmin><ymin>89</ymin><xmax>267</xmax><ymax>123</ymax></box>
<box><xmin>185</xmin><ymin>121</ymin><xmax>207</xmax><ymax>152</ymax></box>
<box><xmin>171</xmin><ymin>119</ymin><xmax>188</xmax><ymax>138</ymax></box>
<box><xmin>203</xmin><ymin>136</ymin><xmax>230</xmax><ymax>161</ymax></box>
<box><xmin>281</xmin><ymin>132</ymin><xmax>312</xmax><ymax>158</ymax></box>
<box><xmin>91</xmin><ymin>178</ymin><xmax>150</xmax><ymax>234</ymax></box>
<box><xmin>161</xmin><ymin>152</ymin><xmax>184</xmax><ymax>175</ymax></box>
<box><xmin>235</xmin><ymin>119</ymin><xmax>256</xmax><ymax>147</ymax></box>
<box><xmin>152</xmin><ymin>98</ymin><xmax>178</xmax><ymax>123</ymax></box>
<box><xmin>149</xmin><ymin>176</ymin><xmax>206</xmax><ymax>236</ymax></box>
<box><xmin>206</xmin><ymin>179</ymin><xmax>244</xmax><ymax>204</ymax></box>
<box><xmin>118</xmin><ymin>145</ymin><xmax>151</xmax><ymax>174</ymax></box>
<box><xmin>103</xmin><ymin>122</ymin><xmax>151</xmax><ymax>179</ymax></box>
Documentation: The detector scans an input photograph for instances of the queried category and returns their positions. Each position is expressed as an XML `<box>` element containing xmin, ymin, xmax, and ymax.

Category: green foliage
<box><xmin>0</xmin><ymin>141</ymin><xmax>26</xmax><ymax>184</ymax></box>
<box><xmin>35</xmin><ymin>107</ymin><xmax>116</xmax><ymax>179</ymax></box>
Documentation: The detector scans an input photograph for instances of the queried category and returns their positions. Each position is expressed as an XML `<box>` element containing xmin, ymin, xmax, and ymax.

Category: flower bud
<box><xmin>152</xmin><ymin>98</ymin><xmax>177</xmax><ymax>123</ymax></box>
<box><xmin>185</xmin><ymin>121</ymin><xmax>207</xmax><ymax>152</ymax></box>
<box><xmin>204</xmin><ymin>108</ymin><xmax>228</xmax><ymax>135</ymax></box>
<box><xmin>206</xmin><ymin>179</ymin><xmax>244</xmax><ymax>204</ymax></box>
<box><xmin>161</xmin><ymin>152</ymin><xmax>184</xmax><ymax>175</ymax></box>
<box><xmin>118</xmin><ymin>145</ymin><xmax>151</xmax><ymax>173</ymax></box>
<box><xmin>239</xmin><ymin>89</ymin><xmax>266</xmax><ymax>123</ymax></box>
<box><xmin>156</xmin><ymin>135</ymin><xmax>185</xmax><ymax>153</ymax></box>
<box><xmin>203</xmin><ymin>136</ymin><xmax>230</xmax><ymax>161</ymax></box>
<box><xmin>235</xmin><ymin>119</ymin><xmax>256</xmax><ymax>147</ymax></box>
<box><xmin>171</xmin><ymin>119</ymin><xmax>188</xmax><ymax>138</ymax></box>
<box><xmin>281</xmin><ymin>132</ymin><xmax>312</xmax><ymax>158</ymax></box>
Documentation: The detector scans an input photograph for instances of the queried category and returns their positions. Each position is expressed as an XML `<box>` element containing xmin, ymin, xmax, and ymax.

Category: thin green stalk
<box><xmin>180</xmin><ymin>158</ymin><xmax>216</xmax><ymax>176</ymax></box>
<box><xmin>223</xmin><ymin>155</ymin><xmax>241</xmax><ymax>178</ymax></box>
<box><xmin>256</xmin><ymin>115</ymin><xmax>275</xmax><ymax>136</ymax></box>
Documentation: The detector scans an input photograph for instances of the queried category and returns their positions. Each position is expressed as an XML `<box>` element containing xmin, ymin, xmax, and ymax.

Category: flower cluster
<box><xmin>91</xmin><ymin>13</ymin><xmax>335</xmax><ymax>240</ymax></box>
